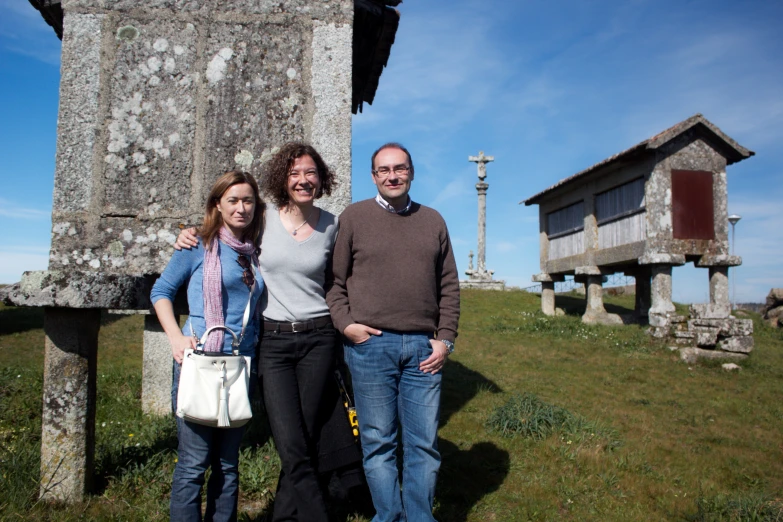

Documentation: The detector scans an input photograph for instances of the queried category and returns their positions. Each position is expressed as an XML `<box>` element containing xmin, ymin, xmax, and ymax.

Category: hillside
<box><xmin>1</xmin><ymin>290</ymin><xmax>782</xmax><ymax>521</ymax></box>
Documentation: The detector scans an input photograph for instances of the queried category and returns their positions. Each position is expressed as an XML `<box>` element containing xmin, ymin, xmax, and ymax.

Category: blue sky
<box><xmin>2</xmin><ymin>0</ymin><xmax>782</xmax><ymax>303</ymax></box>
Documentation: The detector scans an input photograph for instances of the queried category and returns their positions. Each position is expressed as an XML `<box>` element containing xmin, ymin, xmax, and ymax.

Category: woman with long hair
<box><xmin>152</xmin><ymin>170</ymin><xmax>264</xmax><ymax>522</ymax></box>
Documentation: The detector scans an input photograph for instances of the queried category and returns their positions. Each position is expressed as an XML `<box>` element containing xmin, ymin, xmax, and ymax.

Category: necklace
<box><xmin>287</xmin><ymin>206</ymin><xmax>314</xmax><ymax>236</ymax></box>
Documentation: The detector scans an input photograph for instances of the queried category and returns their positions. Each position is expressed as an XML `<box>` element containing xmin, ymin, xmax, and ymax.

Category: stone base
<box><xmin>582</xmin><ymin>311</ymin><xmax>623</xmax><ymax>326</ymax></box>
<box><xmin>679</xmin><ymin>347</ymin><xmax>749</xmax><ymax>364</ymax></box>
<box><xmin>653</xmin><ymin>308</ymin><xmax>755</xmax><ymax>359</ymax></box>
<box><xmin>459</xmin><ymin>279</ymin><xmax>505</xmax><ymax>291</ymax></box>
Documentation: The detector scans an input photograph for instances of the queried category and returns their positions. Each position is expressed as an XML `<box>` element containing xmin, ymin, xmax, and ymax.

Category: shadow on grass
<box><xmin>441</xmin><ymin>359</ymin><xmax>502</xmax><ymax>428</ymax></box>
<box><xmin>0</xmin><ymin>306</ymin><xmax>127</xmax><ymax>335</ymax></box>
<box><xmin>437</xmin><ymin>360</ymin><xmax>509</xmax><ymax>521</ymax></box>
<box><xmin>0</xmin><ymin>306</ymin><xmax>44</xmax><ymax>335</ymax></box>
<box><xmin>436</xmin><ymin>439</ymin><xmax>510</xmax><ymax>522</ymax></box>
<box><xmin>555</xmin><ymin>294</ymin><xmax>637</xmax><ymax>319</ymax></box>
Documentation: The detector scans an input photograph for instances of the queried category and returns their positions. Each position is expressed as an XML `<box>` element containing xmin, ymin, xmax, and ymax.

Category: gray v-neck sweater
<box><xmin>259</xmin><ymin>207</ymin><xmax>338</xmax><ymax>322</ymax></box>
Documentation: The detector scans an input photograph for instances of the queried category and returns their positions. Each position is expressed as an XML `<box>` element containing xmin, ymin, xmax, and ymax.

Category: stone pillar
<box><xmin>650</xmin><ymin>265</ymin><xmax>675</xmax><ymax>314</ymax></box>
<box><xmin>532</xmin><ymin>273</ymin><xmax>563</xmax><ymax>315</ymax></box>
<box><xmin>584</xmin><ymin>275</ymin><xmax>606</xmax><ymax>316</ymax></box>
<box><xmin>577</xmin><ymin>267</ymin><xmax>623</xmax><ymax>325</ymax></box>
<box><xmin>40</xmin><ymin>308</ymin><xmax>100</xmax><ymax>501</ymax></box>
<box><xmin>142</xmin><ymin>314</ymin><xmax>175</xmax><ymax>416</ymax></box>
<box><xmin>709</xmin><ymin>266</ymin><xmax>730</xmax><ymax>306</ymax></box>
<box><xmin>476</xmin><ymin>181</ymin><xmax>488</xmax><ymax>274</ymax></box>
<box><xmin>634</xmin><ymin>268</ymin><xmax>651</xmax><ymax>319</ymax></box>
<box><xmin>541</xmin><ymin>282</ymin><xmax>556</xmax><ymax>316</ymax></box>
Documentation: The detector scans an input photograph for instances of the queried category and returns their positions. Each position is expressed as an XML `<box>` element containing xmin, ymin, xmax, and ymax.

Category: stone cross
<box><xmin>469</xmin><ymin>151</ymin><xmax>494</xmax><ymax>275</ymax></box>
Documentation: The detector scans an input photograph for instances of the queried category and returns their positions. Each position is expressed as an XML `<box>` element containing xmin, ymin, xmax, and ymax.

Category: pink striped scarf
<box><xmin>202</xmin><ymin>226</ymin><xmax>258</xmax><ymax>352</ymax></box>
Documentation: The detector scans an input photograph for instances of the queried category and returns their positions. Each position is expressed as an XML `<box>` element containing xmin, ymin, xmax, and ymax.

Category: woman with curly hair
<box><xmin>176</xmin><ymin>143</ymin><xmax>340</xmax><ymax>521</ymax></box>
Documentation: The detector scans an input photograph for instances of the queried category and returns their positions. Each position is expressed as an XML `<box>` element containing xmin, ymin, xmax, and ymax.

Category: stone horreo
<box><xmin>8</xmin><ymin>0</ymin><xmax>403</xmax><ymax>502</ymax></box>
<box><xmin>523</xmin><ymin>114</ymin><xmax>755</xmax><ymax>360</ymax></box>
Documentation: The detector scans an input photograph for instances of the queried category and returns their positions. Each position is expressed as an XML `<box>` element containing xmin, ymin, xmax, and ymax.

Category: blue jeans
<box><xmin>170</xmin><ymin>358</ymin><xmax>256</xmax><ymax>522</ymax></box>
<box><xmin>344</xmin><ymin>331</ymin><xmax>441</xmax><ymax>522</ymax></box>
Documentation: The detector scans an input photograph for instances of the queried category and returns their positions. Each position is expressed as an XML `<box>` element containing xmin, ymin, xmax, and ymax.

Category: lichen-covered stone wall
<box><xmin>47</xmin><ymin>0</ymin><xmax>353</xmax><ymax>290</ymax></box>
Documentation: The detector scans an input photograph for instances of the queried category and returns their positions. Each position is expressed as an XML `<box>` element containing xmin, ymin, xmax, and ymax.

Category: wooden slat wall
<box><xmin>595</xmin><ymin>178</ymin><xmax>644</xmax><ymax>220</ymax></box>
<box><xmin>547</xmin><ymin>201</ymin><xmax>584</xmax><ymax>236</ymax></box>
<box><xmin>549</xmin><ymin>230</ymin><xmax>585</xmax><ymax>260</ymax></box>
<box><xmin>598</xmin><ymin>211</ymin><xmax>646</xmax><ymax>249</ymax></box>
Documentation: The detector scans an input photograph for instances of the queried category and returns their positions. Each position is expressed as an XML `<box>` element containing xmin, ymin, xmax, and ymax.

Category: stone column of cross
<box><xmin>469</xmin><ymin>151</ymin><xmax>494</xmax><ymax>275</ymax></box>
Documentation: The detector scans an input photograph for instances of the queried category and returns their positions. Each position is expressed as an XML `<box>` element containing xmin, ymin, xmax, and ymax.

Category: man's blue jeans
<box><xmin>344</xmin><ymin>330</ymin><xmax>441</xmax><ymax>522</ymax></box>
<box><xmin>170</xmin><ymin>359</ymin><xmax>255</xmax><ymax>522</ymax></box>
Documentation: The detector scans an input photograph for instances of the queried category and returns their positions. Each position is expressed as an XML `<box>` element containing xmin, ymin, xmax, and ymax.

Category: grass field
<box><xmin>1</xmin><ymin>290</ymin><xmax>782</xmax><ymax>521</ymax></box>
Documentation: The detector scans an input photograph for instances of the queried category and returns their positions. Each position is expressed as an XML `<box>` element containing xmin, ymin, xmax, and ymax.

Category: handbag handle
<box><xmin>196</xmin><ymin>325</ymin><xmax>240</xmax><ymax>355</ymax></box>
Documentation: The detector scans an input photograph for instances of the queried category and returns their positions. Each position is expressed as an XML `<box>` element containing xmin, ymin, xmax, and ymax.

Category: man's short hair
<box><xmin>371</xmin><ymin>142</ymin><xmax>415</xmax><ymax>176</ymax></box>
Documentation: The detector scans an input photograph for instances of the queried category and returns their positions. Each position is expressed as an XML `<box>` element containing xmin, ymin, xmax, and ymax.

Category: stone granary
<box><xmin>522</xmin><ymin>114</ymin><xmax>755</xmax><ymax>355</ymax></box>
<box><xmin>7</xmin><ymin>0</ymin><xmax>402</xmax><ymax>501</ymax></box>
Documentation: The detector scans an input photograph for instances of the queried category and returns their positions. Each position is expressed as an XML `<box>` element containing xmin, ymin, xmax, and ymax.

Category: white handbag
<box><xmin>176</xmin><ymin>272</ymin><xmax>255</xmax><ymax>428</ymax></box>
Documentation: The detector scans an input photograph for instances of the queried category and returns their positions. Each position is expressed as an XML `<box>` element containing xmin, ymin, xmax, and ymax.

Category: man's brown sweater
<box><xmin>326</xmin><ymin>199</ymin><xmax>460</xmax><ymax>342</ymax></box>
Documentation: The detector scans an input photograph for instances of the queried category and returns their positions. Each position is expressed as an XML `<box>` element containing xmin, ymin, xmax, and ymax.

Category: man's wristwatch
<box><xmin>439</xmin><ymin>339</ymin><xmax>454</xmax><ymax>355</ymax></box>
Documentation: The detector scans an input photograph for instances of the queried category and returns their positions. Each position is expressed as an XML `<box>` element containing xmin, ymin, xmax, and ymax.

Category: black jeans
<box><xmin>259</xmin><ymin>322</ymin><xmax>336</xmax><ymax>522</ymax></box>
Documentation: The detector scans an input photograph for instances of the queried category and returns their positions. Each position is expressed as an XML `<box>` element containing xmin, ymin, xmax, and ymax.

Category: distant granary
<box><xmin>523</xmin><ymin>114</ymin><xmax>755</xmax><ymax>357</ymax></box>
<box><xmin>9</xmin><ymin>0</ymin><xmax>401</xmax><ymax>502</ymax></box>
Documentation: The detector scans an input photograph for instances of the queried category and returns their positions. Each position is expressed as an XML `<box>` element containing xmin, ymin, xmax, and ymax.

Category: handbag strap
<box><xmin>191</xmin><ymin>257</ymin><xmax>257</xmax><ymax>355</ymax></box>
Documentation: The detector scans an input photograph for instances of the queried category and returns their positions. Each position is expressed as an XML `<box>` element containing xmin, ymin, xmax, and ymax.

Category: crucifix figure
<box><xmin>468</xmin><ymin>150</ymin><xmax>494</xmax><ymax>276</ymax></box>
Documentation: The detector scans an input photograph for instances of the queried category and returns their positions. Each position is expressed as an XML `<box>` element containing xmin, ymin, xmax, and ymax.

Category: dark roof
<box><xmin>28</xmin><ymin>0</ymin><xmax>62</xmax><ymax>39</ymax></box>
<box><xmin>29</xmin><ymin>0</ymin><xmax>399</xmax><ymax>115</ymax></box>
<box><xmin>523</xmin><ymin>114</ymin><xmax>755</xmax><ymax>206</ymax></box>
<box><xmin>353</xmin><ymin>0</ymin><xmax>400</xmax><ymax>114</ymax></box>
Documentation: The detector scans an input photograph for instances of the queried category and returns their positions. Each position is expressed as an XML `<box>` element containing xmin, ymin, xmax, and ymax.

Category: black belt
<box><xmin>263</xmin><ymin>315</ymin><xmax>332</xmax><ymax>333</ymax></box>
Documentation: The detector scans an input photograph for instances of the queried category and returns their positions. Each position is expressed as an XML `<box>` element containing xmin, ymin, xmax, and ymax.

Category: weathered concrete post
<box><xmin>541</xmin><ymin>282</ymin><xmax>556</xmax><ymax>315</ymax></box>
<box><xmin>649</xmin><ymin>265</ymin><xmax>675</xmax><ymax>315</ymax></box>
<box><xmin>585</xmin><ymin>275</ymin><xmax>606</xmax><ymax>314</ymax></box>
<box><xmin>40</xmin><ymin>308</ymin><xmax>100</xmax><ymax>500</ymax></box>
<box><xmin>633</xmin><ymin>268</ymin><xmax>652</xmax><ymax>320</ymax></box>
<box><xmin>577</xmin><ymin>266</ymin><xmax>621</xmax><ymax>325</ymax></box>
<box><xmin>709</xmin><ymin>266</ymin><xmax>730</xmax><ymax>307</ymax></box>
<box><xmin>142</xmin><ymin>314</ymin><xmax>177</xmax><ymax>416</ymax></box>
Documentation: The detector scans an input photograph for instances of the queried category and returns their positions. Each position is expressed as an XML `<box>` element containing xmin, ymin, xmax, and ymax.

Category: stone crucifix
<box><xmin>469</xmin><ymin>151</ymin><xmax>494</xmax><ymax>275</ymax></box>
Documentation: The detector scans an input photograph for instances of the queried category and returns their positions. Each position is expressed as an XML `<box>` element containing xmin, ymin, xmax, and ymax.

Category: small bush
<box><xmin>689</xmin><ymin>492</ymin><xmax>783</xmax><ymax>521</ymax></box>
<box><xmin>485</xmin><ymin>392</ymin><xmax>617</xmax><ymax>447</ymax></box>
<box><xmin>486</xmin><ymin>392</ymin><xmax>572</xmax><ymax>440</ymax></box>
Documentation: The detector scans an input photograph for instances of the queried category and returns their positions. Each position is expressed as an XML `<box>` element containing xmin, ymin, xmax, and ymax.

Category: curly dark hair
<box><xmin>261</xmin><ymin>142</ymin><xmax>335</xmax><ymax>208</ymax></box>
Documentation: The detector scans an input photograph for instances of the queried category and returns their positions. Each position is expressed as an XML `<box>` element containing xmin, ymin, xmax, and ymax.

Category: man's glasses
<box><xmin>372</xmin><ymin>165</ymin><xmax>410</xmax><ymax>179</ymax></box>
<box><xmin>237</xmin><ymin>255</ymin><xmax>255</xmax><ymax>288</ymax></box>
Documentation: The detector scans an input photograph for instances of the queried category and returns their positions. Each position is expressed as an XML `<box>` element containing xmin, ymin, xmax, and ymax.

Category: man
<box><xmin>326</xmin><ymin>142</ymin><xmax>460</xmax><ymax>522</ymax></box>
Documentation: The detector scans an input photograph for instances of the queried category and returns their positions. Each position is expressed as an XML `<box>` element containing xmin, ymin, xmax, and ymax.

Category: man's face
<box><xmin>372</xmin><ymin>147</ymin><xmax>413</xmax><ymax>206</ymax></box>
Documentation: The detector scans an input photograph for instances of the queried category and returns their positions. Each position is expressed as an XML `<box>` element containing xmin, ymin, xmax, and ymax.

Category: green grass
<box><xmin>2</xmin><ymin>291</ymin><xmax>783</xmax><ymax>521</ymax></box>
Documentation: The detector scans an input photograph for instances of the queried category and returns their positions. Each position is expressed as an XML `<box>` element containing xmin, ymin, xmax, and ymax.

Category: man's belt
<box><xmin>263</xmin><ymin>315</ymin><xmax>333</xmax><ymax>333</ymax></box>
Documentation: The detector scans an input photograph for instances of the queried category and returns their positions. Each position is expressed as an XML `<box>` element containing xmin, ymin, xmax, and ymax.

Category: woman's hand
<box><xmin>153</xmin><ymin>299</ymin><xmax>195</xmax><ymax>364</ymax></box>
<box><xmin>343</xmin><ymin>323</ymin><xmax>382</xmax><ymax>344</ymax></box>
<box><xmin>174</xmin><ymin>227</ymin><xmax>199</xmax><ymax>251</ymax></box>
<box><xmin>170</xmin><ymin>333</ymin><xmax>197</xmax><ymax>364</ymax></box>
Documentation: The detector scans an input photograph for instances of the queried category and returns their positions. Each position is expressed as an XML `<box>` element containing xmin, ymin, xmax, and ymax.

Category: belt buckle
<box><xmin>290</xmin><ymin>321</ymin><xmax>306</xmax><ymax>333</ymax></box>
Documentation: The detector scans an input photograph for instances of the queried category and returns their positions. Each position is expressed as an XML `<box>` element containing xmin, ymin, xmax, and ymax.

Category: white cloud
<box><xmin>0</xmin><ymin>0</ymin><xmax>62</xmax><ymax>66</ymax></box>
<box><xmin>0</xmin><ymin>198</ymin><xmax>50</xmax><ymax>219</ymax></box>
<box><xmin>427</xmin><ymin>179</ymin><xmax>471</xmax><ymax>209</ymax></box>
<box><xmin>495</xmin><ymin>241</ymin><xmax>517</xmax><ymax>253</ymax></box>
<box><xmin>0</xmin><ymin>247</ymin><xmax>49</xmax><ymax>284</ymax></box>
